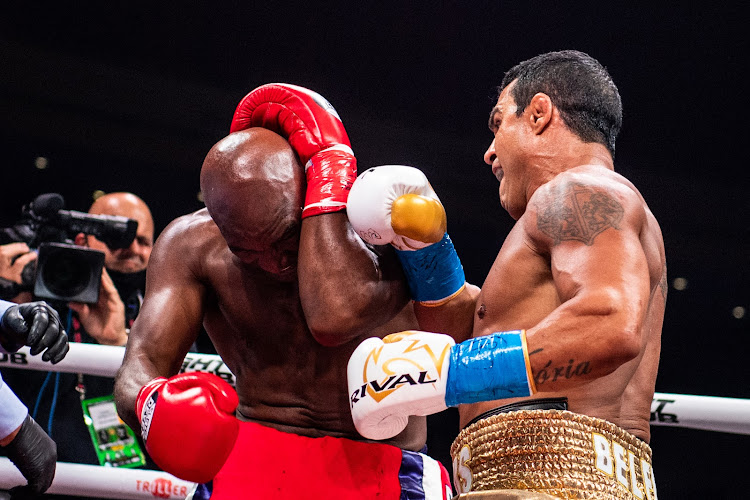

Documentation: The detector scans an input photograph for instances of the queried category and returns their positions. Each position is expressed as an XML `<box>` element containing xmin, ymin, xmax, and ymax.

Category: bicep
<box><xmin>551</xmin><ymin>224</ymin><xmax>650</xmax><ymax>312</ymax></box>
<box><xmin>122</xmin><ymin>224</ymin><xmax>206</xmax><ymax>378</ymax></box>
<box><xmin>531</xmin><ymin>182</ymin><xmax>651</xmax><ymax>326</ymax></box>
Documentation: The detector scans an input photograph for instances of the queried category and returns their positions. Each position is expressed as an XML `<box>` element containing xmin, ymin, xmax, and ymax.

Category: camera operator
<box><xmin>0</xmin><ymin>192</ymin><xmax>156</xmax><ymax>500</ymax></box>
<box><xmin>69</xmin><ymin>192</ymin><xmax>154</xmax><ymax>347</ymax></box>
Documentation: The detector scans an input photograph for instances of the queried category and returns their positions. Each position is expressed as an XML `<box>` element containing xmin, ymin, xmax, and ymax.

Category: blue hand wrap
<box><xmin>395</xmin><ymin>233</ymin><xmax>465</xmax><ymax>303</ymax></box>
<box><xmin>444</xmin><ymin>330</ymin><xmax>534</xmax><ymax>407</ymax></box>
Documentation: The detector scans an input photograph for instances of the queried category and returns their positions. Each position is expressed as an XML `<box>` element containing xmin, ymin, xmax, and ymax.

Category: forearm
<box><xmin>299</xmin><ymin>213</ymin><xmax>409</xmax><ymax>345</ymax></box>
<box><xmin>115</xmin><ymin>334</ymin><xmax>183</xmax><ymax>429</ymax></box>
<box><xmin>114</xmin><ymin>358</ymin><xmax>155</xmax><ymax>429</ymax></box>
<box><xmin>0</xmin><ymin>374</ymin><xmax>28</xmax><ymax>443</ymax></box>
<box><xmin>115</xmin><ymin>310</ymin><xmax>202</xmax><ymax>428</ymax></box>
<box><xmin>414</xmin><ymin>283</ymin><xmax>479</xmax><ymax>342</ymax></box>
<box><xmin>525</xmin><ymin>292</ymin><xmax>641</xmax><ymax>391</ymax></box>
<box><xmin>114</xmin><ymin>352</ymin><xmax>163</xmax><ymax>430</ymax></box>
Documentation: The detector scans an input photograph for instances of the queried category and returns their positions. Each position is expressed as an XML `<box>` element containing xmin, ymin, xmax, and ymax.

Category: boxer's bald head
<box><xmin>201</xmin><ymin>128</ymin><xmax>303</xmax><ymax>279</ymax></box>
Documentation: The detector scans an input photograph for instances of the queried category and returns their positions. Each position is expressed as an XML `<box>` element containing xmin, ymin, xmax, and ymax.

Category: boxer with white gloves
<box><xmin>348</xmin><ymin>329</ymin><xmax>535</xmax><ymax>440</ymax></box>
<box><xmin>347</xmin><ymin>165</ymin><xmax>466</xmax><ymax>306</ymax></box>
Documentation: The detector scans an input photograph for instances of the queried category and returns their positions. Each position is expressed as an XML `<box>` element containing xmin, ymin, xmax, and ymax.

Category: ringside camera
<box><xmin>0</xmin><ymin>193</ymin><xmax>138</xmax><ymax>304</ymax></box>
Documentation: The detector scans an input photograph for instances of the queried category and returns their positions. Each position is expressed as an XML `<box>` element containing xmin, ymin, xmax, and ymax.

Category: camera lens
<box><xmin>41</xmin><ymin>248</ymin><xmax>92</xmax><ymax>297</ymax></box>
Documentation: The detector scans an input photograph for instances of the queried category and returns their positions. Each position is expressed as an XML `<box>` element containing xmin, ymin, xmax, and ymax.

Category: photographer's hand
<box><xmin>68</xmin><ymin>268</ymin><xmax>128</xmax><ymax>346</ymax></box>
<box><xmin>0</xmin><ymin>243</ymin><xmax>37</xmax><ymax>284</ymax></box>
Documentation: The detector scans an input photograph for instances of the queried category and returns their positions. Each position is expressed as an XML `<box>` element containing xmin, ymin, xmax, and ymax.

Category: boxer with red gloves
<box><xmin>114</xmin><ymin>85</ymin><xmax>451</xmax><ymax>499</ymax></box>
<box><xmin>230</xmin><ymin>83</ymin><xmax>412</xmax><ymax>345</ymax></box>
<box><xmin>135</xmin><ymin>373</ymin><xmax>238</xmax><ymax>483</ymax></box>
<box><xmin>230</xmin><ymin>83</ymin><xmax>356</xmax><ymax>219</ymax></box>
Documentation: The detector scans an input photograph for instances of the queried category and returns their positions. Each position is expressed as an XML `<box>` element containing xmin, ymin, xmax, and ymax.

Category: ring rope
<box><xmin>1</xmin><ymin>344</ymin><xmax>749</xmax><ymax>497</ymax></box>
<box><xmin>0</xmin><ymin>457</ymin><xmax>195</xmax><ymax>499</ymax></box>
<box><xmin>2</xmin><ymin>344</ymin><xmax>748</xmax><ymax>435</ymax></box>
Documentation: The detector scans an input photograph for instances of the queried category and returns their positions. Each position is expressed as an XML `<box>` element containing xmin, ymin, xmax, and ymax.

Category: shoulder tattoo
<box><xmin>658</xmin><ymin>266</ymin><xmax>668</xmax><ymax>300</ymax></box>
<box><xmin>536</xmin><ymin>183</ymin><xmax>624</xmax><ymax>246</ymax></box>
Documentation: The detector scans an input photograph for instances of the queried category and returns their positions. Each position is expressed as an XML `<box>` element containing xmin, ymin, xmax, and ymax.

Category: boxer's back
<box><xmin>466</xmin><ymin>165</ymin><xmax>665</xmax><ymax>441</ymax></box>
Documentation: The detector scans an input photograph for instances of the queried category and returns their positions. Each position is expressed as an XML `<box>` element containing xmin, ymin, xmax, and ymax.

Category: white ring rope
<box><xmin>0</xmin><ymin>343</ymin><xmax>750</xmax><ymax>434</ymax></box>
<box><xmin>2</xmin><ymin>343</ymin><xmax>748</xmax><ymax>435</ymax></box>
<box><xmin>0</xmin><ymin>457</ymin><xmax>195</xmax><ymax>499</ymax></box>
<box><xmin>2</xmin><ymin>344</ymin><xmax>749</xmax><ymax>497</ymax></box>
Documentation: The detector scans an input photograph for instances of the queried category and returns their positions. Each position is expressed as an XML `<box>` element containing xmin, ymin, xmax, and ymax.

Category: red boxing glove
<box><xmin>136</xmin><ymin>373</ymin><xmax>239</xmax><ymax>484</ymax></box>
<box><xmin>230</xmin><ymin>83</ymin><xmax>357</xmax><ymax>218</ymax></box>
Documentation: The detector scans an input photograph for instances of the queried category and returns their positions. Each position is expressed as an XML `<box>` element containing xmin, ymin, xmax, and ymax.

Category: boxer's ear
<box><xmin>528</xmin><ymin>93</ymin><xmax>553</xmax><ymax>134</ymax></box>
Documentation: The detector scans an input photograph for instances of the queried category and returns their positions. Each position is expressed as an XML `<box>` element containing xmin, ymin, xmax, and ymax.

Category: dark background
<box><xmin>1</xmin><ymin>2</ymin><xmax>747</xmax><ymax>497</ymax></box>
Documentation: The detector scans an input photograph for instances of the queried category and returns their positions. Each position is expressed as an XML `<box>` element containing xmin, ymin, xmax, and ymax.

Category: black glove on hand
<box><xmin>0</xmin><ymin>302</ymin><xmax>69</xmax><ymax>363</ymax></box>
<box><xmin>4</xmin><ymin>415</ymin><xmax>57</xmax><ymax>498</ymax></box>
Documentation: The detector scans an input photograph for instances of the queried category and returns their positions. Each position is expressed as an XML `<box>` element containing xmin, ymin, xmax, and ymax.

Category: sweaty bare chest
<box><xmin>475</xmin><ymin>229</ymin><xmax>559</xmax><ymax>334</ymax></box>
<box><xmin>203</xmin><ymin>259</ymin><xmax>305</xmax><ymax>345</ymax></box>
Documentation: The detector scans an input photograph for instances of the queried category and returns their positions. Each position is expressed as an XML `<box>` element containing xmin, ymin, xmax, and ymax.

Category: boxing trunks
<box><xmin>451</xmin><ymin>400</ymin><xmax>657</xmax><ymax>499</ymax></box>
<box><xmin>189</xmin><ymin>420</ymin><xmax>452</xmax><ymax>499</ymax></box>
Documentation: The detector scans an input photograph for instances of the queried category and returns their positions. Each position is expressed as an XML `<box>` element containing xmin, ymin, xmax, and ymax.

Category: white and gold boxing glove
<box><xmin>347</xmin><ymin>330</ymin><xmax>454</xmax><ymax>440</ymax></box>
<box><xmin>348</xmin><ymin>330</ymin><xmax>536</xmax><ymax>441</ymax></box>
<box><xmin>347</xmin><ymin>165</ymin><xmax>465</xmax><ymax>305</ymax></box>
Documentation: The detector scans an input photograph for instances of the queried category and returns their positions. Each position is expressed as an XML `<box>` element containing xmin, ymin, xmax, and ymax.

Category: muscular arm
<box><xmin>414</xmin><ymin>283</ymin><xmax>480</xmax><ymax>343</ymax></box>
<box><xmin>298</xmin><ymin>212</ymin><xmax>410</xmax><ymax>346</ymax></box>
<box><xmin>114</xmin><ymin>215</ymin><xmax>207</xmax><ymax>429</ymax></box>
<box><xmin>522</xmin><ymin>178</ymin><xmax>651</xmax><ymax>391</ymax></box>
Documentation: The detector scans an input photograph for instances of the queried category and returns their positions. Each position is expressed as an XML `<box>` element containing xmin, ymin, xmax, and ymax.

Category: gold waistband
<box><xmin>450</xmin><ymin>410</ymin><xmax>657</xmax><ymax>500</ymax></box>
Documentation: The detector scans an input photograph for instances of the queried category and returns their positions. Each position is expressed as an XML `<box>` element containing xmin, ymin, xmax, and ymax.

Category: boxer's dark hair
<box><xmin>500</xmin><ymin>50</ymin><xmax>622</xmax><ymax>158</ymax></box>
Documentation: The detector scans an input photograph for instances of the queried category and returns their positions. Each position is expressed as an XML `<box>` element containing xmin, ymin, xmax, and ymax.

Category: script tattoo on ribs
<box><xmin>537</xmin><ymin>184</ymin><xmax>624</xmax><ymax>246</ymax></box>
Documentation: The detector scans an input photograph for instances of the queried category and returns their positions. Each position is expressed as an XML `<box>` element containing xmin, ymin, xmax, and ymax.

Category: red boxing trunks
<box><xmin>190</xmin><ymin>420</ymin><xmax>452</xmax><ymax>499</ymax></box>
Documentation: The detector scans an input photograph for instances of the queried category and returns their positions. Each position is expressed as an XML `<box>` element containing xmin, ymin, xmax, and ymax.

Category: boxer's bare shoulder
<box><xmin>523</xmin><ymin>166</ymin><xmax>647</xmax><ymax>252</ymax></box>
<box><xmin>149</xmin><ymin>208</ymin><xmax>224</xmax><ymax>274</ymax></box>
<box><xmin>158</xmin><ymin>208</ymin><xmax>218</xmax><ymax>243</ymax></box>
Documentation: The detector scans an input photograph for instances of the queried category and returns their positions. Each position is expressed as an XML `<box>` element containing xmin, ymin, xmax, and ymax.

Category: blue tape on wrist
<box><xmin>444</xmin><ymin>330</ymin><xmax>532</xmax><ymax>407</ymax></box>
<box><xmin>395</xmin><ymin>233</ymin><xmax>465</xmax><ymax>303</ymax></box>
